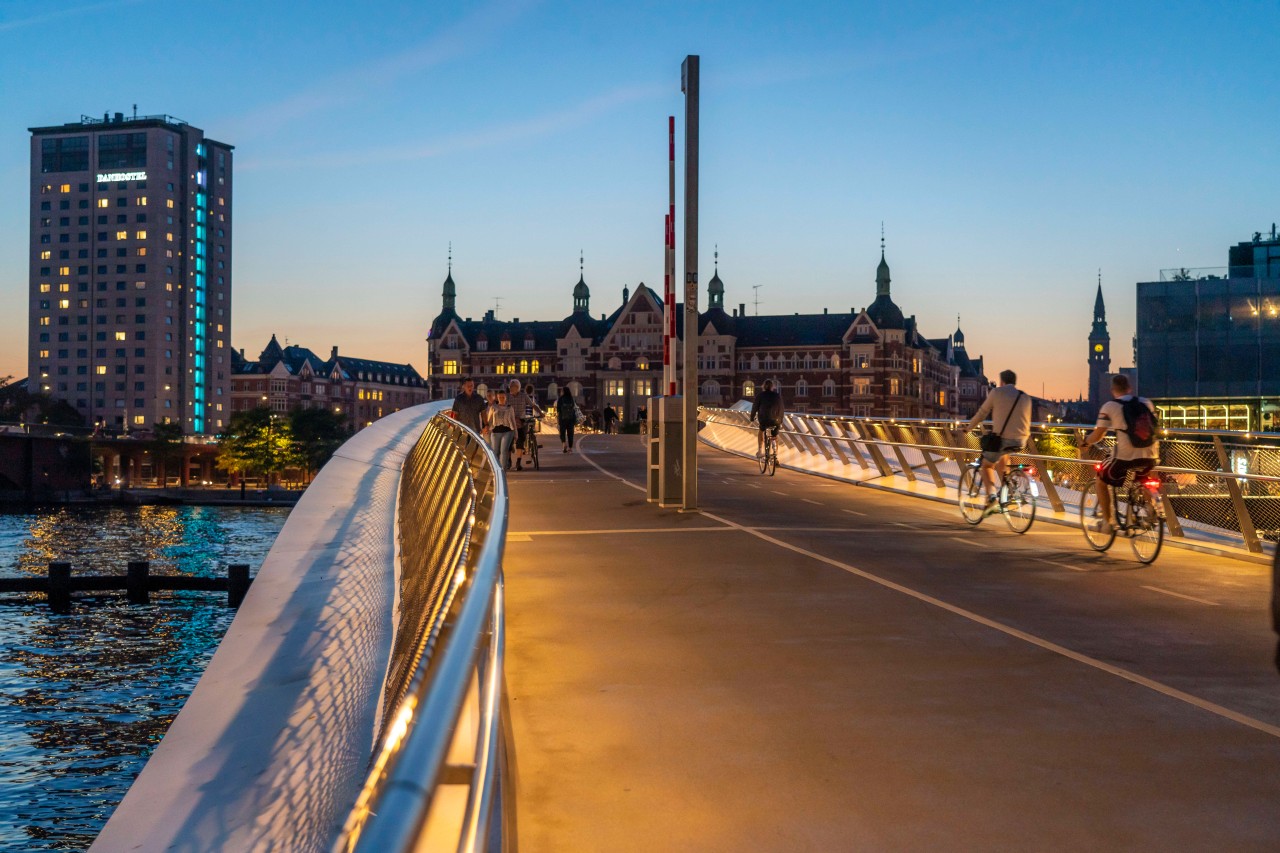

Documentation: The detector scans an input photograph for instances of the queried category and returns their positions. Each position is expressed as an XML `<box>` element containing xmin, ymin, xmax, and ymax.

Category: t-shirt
<box><xmin>451</xmin><ymin>392</ymin><xmax>486</xmax><ymax>433</ymax></box>
<box><xmin>1097</xmin><ymin>395</ymin><xmax>1158</xmax><ymax>461</ymax></box>
<box><xmin>966</xmin><ymin>384</ymin><xmax>1031</xmax><ymax>443</ymax></box>
<box><xmin>507</xmin><ymin>391</ymin><xmax>538</xmax><ymax>419</ymax></box>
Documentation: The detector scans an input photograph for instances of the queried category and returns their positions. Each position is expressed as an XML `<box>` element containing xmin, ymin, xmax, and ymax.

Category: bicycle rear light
<box><xmin>1094</xmin><ymin>462</ymin><xmax>1103</xmax><ymax>472</ymax></box>
<box><xmin>1142</xmin><ymin>475</ymin><xmax>1162</xmax><ymax>492</ymax></box>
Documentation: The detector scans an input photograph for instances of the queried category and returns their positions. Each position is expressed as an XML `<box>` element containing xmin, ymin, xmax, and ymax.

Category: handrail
<box><xmin>700</xmin><ymin>406</ymin><xmax>1280</xmax><ymax>557</ymax></box>
<box><xmin>334</xmin><ymin>414</ymin><xmax>512</xmax><ymax>852</ymax></box>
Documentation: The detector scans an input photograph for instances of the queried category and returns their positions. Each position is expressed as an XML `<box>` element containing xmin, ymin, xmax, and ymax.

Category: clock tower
<box><xmin>1088</xmin><ymin>273</ymin><xmax>1111</xmax><ymax>417</ymax></box>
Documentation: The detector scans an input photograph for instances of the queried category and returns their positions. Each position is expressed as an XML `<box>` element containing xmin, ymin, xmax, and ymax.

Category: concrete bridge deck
<box><xmin>504</xmin><ymin>434</ymin><xmax>1280</xmax><ymax>852</ymax></box>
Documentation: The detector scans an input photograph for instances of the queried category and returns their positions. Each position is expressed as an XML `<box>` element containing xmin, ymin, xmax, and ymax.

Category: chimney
<box><xmin>739</xmin><ymin>303</ymin><xmax>745</xmax><ymax>316</ymax></box>
<box><xmin>114</xmin><ymin>112</ymin><xmax>124</xmax><ymax>123</ymax></box>
<box><xmin>824</xmin><ymin>307</ymin><xmax>828</xmax><ymax>314</ymax></box>
<box><xmin>513</xmin><ymin>318</ymin><xmax>519</xmax><ymax>323</ymax></box>
<box><xmin>239</xmin><ymin>348</ymin><xmax>245</xmax><ymax>358</ymax></box>
<box><xmin>331</xmin><ymin>346</ymin><xmax>338</xmax><ymax>360</ymax></box>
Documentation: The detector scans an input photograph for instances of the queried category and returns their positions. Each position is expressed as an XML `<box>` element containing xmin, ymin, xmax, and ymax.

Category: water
<box><xmin>0</xmin><ymin>505</ymin><xmax>289</xmax><ymax>851</ymax></box>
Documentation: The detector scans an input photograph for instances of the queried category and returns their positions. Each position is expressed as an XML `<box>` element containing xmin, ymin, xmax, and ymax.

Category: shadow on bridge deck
<box><xmin>503</xmin><ymin>435</ymin><xmax>1280</xmax><ymax>852</ymax></box>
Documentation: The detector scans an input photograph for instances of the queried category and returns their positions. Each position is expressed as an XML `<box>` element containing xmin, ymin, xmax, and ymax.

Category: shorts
<box><xmin>758</xmin><ymin>422</ymin><xmax>780</xmax><ymax>436</ymax></box>
<box><xmin>981</xmin><ymin>439</ymin><xmax>1023</xmax><ymax>464</ymax></box>
<box><xmin>1099</xmin><ymin>457</ymin><xmax>1155</xmax><ymax>487</ymax></box>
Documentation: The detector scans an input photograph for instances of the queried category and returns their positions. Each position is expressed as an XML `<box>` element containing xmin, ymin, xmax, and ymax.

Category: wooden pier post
<box><xmin>228</xmin><ymin>564</ymin><xmax>250</xmax><ymax>607</ymax></box>
<box><xmin>48</xmin><ymin>562</ymin><xmax>71</xmax><ymax>612</ymax></box>
<box><xmin>127</xmin><ymin>561</ymin><xmax>150</xmax><ymax>604</ymax></box>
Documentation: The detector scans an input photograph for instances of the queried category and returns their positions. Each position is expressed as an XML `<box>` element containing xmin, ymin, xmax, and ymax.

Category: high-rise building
<box><xmin>28</xmin><ymin>111</ymin><xmax>233</xmax><ymax>436</ymax></box>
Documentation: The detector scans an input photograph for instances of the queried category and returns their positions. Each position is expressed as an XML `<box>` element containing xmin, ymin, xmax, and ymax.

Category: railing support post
<box><xmin>228</xmin><ymin>563</ymin><xmax>251</xmax><ymax>607</ymax></box>
<box><xmin>903</xmin><ymin>426</ymin><xmax>944</xmax><ymax>487</ymax></box>
<box><xmin>1212</xmin><ymin>436</ymin><xmax>1262</xmax><ymax>553</ymax></box>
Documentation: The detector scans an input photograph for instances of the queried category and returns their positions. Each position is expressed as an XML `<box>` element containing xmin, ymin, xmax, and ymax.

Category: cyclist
<box><xmin>750</xmin><ymin>379</ymin><xmax>784</xmax><ymax>459</ymax></box>
<box><xmin>1077</xmin><ymin>373</ymin><xmax>1159</xmax><ymax>533</ymax></box>
<box><xmin>958</xmin><ymin>369</ymin><xmax>1031</xmax><ymax>516</ymax></box>
<box><xmin>506</xmin><ymin>379</ymin><xmax>542</xmax><ymax>472</ymax></box>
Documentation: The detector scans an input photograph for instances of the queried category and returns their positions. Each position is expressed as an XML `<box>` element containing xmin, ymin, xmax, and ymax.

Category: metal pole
<box><xmin>663</xmin><ymin>213</ymin><xmax>672</xmax><ymax>394</ymax></box>
<box><xmin>681</xmin><ymin>55</ymin><xmax>700</xmax><ymax>511</ymax></box>
<box><xmin>667</xmin><ymin>115</ymin><xmax>677</xmax><ymax>397</ymax></box>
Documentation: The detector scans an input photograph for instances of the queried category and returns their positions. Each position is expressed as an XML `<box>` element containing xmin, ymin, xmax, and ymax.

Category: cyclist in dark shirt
<box><xmin>749</xmin><ymin>379</ymin><xmax>784</xmax><ymax>459</ymax></box>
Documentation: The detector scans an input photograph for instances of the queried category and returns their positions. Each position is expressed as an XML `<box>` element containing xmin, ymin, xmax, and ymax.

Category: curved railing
<box><xmin>700</xmin><ymin>406</ymin><xmax>1280</xmax><ymax>558</ymax></box>
<box><xmin>335</xmin><ymin>414</ymin><xmax>513</xmax><ymax>852</ymax></box>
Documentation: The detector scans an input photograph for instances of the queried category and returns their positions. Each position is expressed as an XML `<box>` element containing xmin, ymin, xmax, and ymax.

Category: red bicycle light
<box><xmin>1094</xmin><ymin>463</ymin><xmax>1103</xmax><ymax>472</ymax></box>
<box><xmin>1143</xmin><ymin>476</ymin><xmax>1161</xmax><ymax>492</ymax></box>
<box><xmin>1027</xmin><ymin>466</ymin><xmax>1037</xmax><ymax>477</ymax></box>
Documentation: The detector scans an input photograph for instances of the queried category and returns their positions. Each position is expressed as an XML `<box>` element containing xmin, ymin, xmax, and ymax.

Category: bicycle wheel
<box><xmin>529</xmin><ymin>433</ymin><xmax>540</xmax><ymax>471</ymax></box>
<box><xmin>957</xmin><ymin>465</ymin><xmax>986</xmax><ymax>525</ymax></box>
<box><xmin>1002</xmin><ymin>469</ymin><xmax>1037</xmax><ymax>534</ymax></box>
<box><xmin>758</xmin><ymin>442</ymin><xmax>770</xmax><ymax>474</ymax></box>
<box><xmin>1128</xmin><ymin>490</ymin><xmax>1164</xmax><ymax>564</ymax></box>
<box><xmin>1079</xmin><ymin>480</ymin><xmax>1116</xmax><ymax>551</ymax></box>
<box><xmin>767</xmin><ymin>449</ymin><xmax>778</xmax><ymax>476</ymax></box>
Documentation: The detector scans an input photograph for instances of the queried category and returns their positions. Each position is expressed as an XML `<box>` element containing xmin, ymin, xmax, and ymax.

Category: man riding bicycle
<box><xmin>750</xmin><ymin>379</ymin><xmax>784</xmax><ymax>459</ymax></box>
<box><xmin>506</xmin><ymin>379</ymin><xmax>543</xmax><ymax>472</ymax></box>
<box><xmin>958</xmin><ymin>369</ymin><xmax>1032</xmax><ymax>516</ymax></box>
<box><xmin>1077</xmin><ymin>374</ymin><xmax>1159</xmax><ymax>533</ymax></box>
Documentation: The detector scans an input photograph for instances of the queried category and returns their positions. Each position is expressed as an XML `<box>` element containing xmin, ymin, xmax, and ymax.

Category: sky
<box><xmin>1</xmin><ymin>0</ymin><xmax>1277</xmax><ymax>399</ymax></box>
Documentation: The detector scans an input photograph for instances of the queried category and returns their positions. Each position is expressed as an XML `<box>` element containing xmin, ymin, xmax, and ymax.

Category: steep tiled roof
<box><xmin>733</xmin><ymin>312</ymin><xmax>855</xmax><ymax>347</ymax></box>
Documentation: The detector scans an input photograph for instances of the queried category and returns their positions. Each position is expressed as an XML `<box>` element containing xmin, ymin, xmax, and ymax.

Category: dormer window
<box><xmin>477</xmin><ymin>339</ymin><xmax>488</xmax><ymax>351</ymax></box>
<box><xmin>500</xmin><ymin>340</ymin><xmax>511</xmax><ymax>351</ymax></box>
<box><xmin>524</xmin><ymin>338</ymin><xmax>534</xmax><ymax>350</ymax></box>
<box><xmin>857</xmin><ymin>324</ymin><xmax>870</xmax><ymax>335</ymax></box>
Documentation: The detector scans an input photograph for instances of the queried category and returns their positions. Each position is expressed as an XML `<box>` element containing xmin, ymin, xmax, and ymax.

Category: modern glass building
<box><xmin>1136</xmin><ymin>227</ymin><xmax>1280</xmax><ymax>431</ymax></box>
<box><xmin>28</xmin><ymin>112</ymin><xmax>233</xmax><ymax>437</ymax></box>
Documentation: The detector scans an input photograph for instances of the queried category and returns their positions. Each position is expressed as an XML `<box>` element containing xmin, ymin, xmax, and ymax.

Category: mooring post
<box><xmin>127</xmin><ymin>561</ymin><xmax>150</xmax><ymax>605</ymax></box>
<box><xmin>228</xmin><ymin>564</ymin><xmax>250</xmax><ymax>608</ymax></box>
<box><xmin>48</xmin><ymin>562</ymin><xmax>71</xmax><ymax>612</ymax></box>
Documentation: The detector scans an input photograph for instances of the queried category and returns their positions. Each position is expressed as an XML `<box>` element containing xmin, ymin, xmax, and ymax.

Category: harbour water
<box><xmin>0</xmin><ymin>504</ymin><xmax>289</xmax><ymax>851</ymax></box>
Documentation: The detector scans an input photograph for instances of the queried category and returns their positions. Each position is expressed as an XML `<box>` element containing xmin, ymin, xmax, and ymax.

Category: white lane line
<box><xmin>507</xmin><ymin>533</ymin><xmax>533</xmax><ymax>542</ymax></box>
<box><xmin>843</xmin><ymin>509</ymin><xmax>867</xmax><ymax>517</ymax></box>
<box><xmin>802</xmin><ymin>499</ymin><xmax>823</xmax><ymax>506</ymax></box>
<box><xmin>771</xmin><ymin>490</ymin><xmax>788</xmax><ymax>496</ymax></box>
<box><xmin>949</xmin><ymin>536</ymin><xmax>979</xmax><ymax>546</ymax></box>
<box><xmin>1035</xmin><ymin>557</ymin><xmax>1088</xmax><ymax>573</ymax></box>
<box><xmin>575</xmin><ymin>439</ymin><xmax>1280</xmax><ymax>741</ymax></box>
<box><xmin>1141</xmin><ymin>585</ymin><xmax>1220</xmax><ymax>606</ymax></box>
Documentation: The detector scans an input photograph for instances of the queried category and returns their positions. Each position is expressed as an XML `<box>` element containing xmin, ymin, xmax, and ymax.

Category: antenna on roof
<box><xmin>752</xmin><ymin>285</ymin><xmax>763</xmax><ymax>316</ymax></box>
<box><xmin>492</xmin><ymin>296</ymin><xmax>504</xmax><ymax>314</ymax></box>
<box><xmin>132</xmin><ymin>103</ymin><xmax>137</xmax><ymax>119</ymax></box>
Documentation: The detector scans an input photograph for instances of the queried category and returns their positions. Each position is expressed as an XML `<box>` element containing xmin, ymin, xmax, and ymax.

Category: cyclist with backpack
<box><xmin>1077</xmin><ymin>373</ymin><xmax>1159</xmax><ymax>533</ymax></box>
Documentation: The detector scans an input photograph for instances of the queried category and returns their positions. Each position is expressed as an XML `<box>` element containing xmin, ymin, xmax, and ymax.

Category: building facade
<box><xmin>28</xmin><ymin>112</ymin><xmax>233</xmax><ymax>436</ymax></box>
<box><xmin>231</xmin><ymin>336</ymin><xmax>429</xmax><ymax>432</ymax></box>
<box><xmin>427</xmin><ymin>249</ymin><xmax>987</xmax><ymax>421</ymax></box>
<box><xmin>1136</xmin><ymin>227</ymin><xmax>1280</xmax><ymax>431</ymax></box>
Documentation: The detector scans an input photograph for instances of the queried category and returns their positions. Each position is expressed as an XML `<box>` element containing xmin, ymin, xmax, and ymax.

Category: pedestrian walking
<box><xmin>486</xmin><ymin>388</ymin><xmax>518</xmax><ymax>470</ymax></box>
<box><xmin>555</xmin><ymin>387</ymin><xmax>577</xmax><ymax>452</ymax></box>
<box><xmin>450</xmin><ymin>377</ymin><xmax>486</xmax><ymax>434</ymax></box>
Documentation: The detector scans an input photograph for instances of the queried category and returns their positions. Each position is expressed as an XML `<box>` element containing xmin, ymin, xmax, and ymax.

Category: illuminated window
<box><xmin>116</xmin><ymin>231</ymin><xmax>127</xmax><ymax>240</ymax></box>
<box><xmin>59</xmin><ymin>266</ymin><xmax>70</xmax><ymax>275</ymax></box>
<box><xmin>135</xmin><ymin>230</ymin><xmax>146</xmax><ymax>239</ymax></box>
<box><xmin>39</xmin><ymin>317</ymin><xmax>50</xmax><ymax>326</ymax></box>
<box><xmin>58</xmin><ymin>299</ymin><xmax>70</xmax><ymax>309</ymax></box>
<box><xmin>115</xmin><ymin>332</ymin><xmax>127</xmax><ymax>341</ymax></box>
<box><xmin>634</xmin><ymin>379</ymin><xmax>652</xmax><ymax>396</ymax></box>
<box><xmin>137</xmin><ymin>197</ymin><xmax>147</xmax><ymax>206</ymax></box>
<box><xmin>96</xmin><ymin>366</ymin><xmax>107</xmax><ymax>374</ymax></box>
<box><xmin>743</xmin><ymin>380</ymin><xmax>756</xmax><ymax>397</ymax></box>
<box><xmin>39</xmin><ymin>283</ymin><xmax>51</xmax><ymax>293</ymax></box>
<box><xmin>166</xmin><ymin>232</ymin><xmax>173</xmax><ymax>242</ymax></box>
<box><xmin>60</xmin><ymin>184</ymin><xmax>71</xmax><ymax>193</ymax></box>
<box><xmin>166</xmin><ymin>199</ymin><xmax>174</xmax><ymax>209</ymax></box>
<box><xmin>443</xmin><ymin>360</ymin><xmax>459</xmax><ymax>375</ymax></box>
<box><xmin>40</xmin><ymin>250</ymin><xmax>51</xmax><ymax>260</ymax></box>
<box><xmin>531</xmin><ymin>359</ymin><xmax>540</xmax><ymax>373</ymax></box>
<box><xmin>39</xmin><ymin>349</ymin><xmax>49</xmax><ymax>358</ymax></box>
<box><xmin>500</xmin><ymin>340</ymin><xmax>511</xmax><ymax>351</ymax></box>
<box><xmin>133</xmin><ymin>415</ymin><xmax>145</xmax><ymax>424</ymax></box>
<box><xmin>137</xmin><ymin>247</ymin><xmax>147</xmax><ymax>256</ymax></box>
<box><xmin>97</xmin><ymin>199</ymin><xmax>108</xmax><ymax>208</ymax></box>
<box><xmin>519</xmin><ymin>359</ymin><xmax>528</xmax><ymax>374</ymax></box>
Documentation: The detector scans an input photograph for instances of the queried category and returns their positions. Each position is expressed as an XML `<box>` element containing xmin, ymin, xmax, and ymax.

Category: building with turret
<box><xmin>1088</xmin><ymin>274</ymin><xmax>1111</xmax><ymax>418</ymax></box>
<box><xmin>426</xmin><ymin>242</ymin><xmax>987</xmax><ymax>422</ymax></box>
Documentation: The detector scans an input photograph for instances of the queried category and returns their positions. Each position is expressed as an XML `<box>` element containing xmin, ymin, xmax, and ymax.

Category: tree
<box><xmin>0</xmin><ymin>379</ymin><xmax>85</xmax><ymax>429</ymax></box>
<box><xmin>289</xmin><ymin>407</ymin><xmax>350</xmax><ymax>482</ymax></box>
<box><xmin>217</xmin><ymin>407</ymin><xmax>300</xmax><ymax>484</ymax></box>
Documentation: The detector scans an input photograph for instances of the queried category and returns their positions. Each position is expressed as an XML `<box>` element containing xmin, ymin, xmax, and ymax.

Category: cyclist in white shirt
<box><xmin>959</xmin><ymin>369</ymin><xmax>1032</xmax><ymax>515</ymax></box>
<box><xmin>1077</xmin><ymin>373</ymin><xmax>1159</xmax><ymax>533</ymax></box>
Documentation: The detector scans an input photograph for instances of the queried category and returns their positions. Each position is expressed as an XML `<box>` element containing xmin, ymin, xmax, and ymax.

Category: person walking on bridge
<box><xmin>486</xmin><ymin>388</ymin><xmax>519</xmax><ymax>471</ymax></box>
<box><xmin>451</xmin><ymin>377</ymin><xmax>486</xmax><ymax>434</ymax></box>
<box><xmin>555</xmin><ymin>387</ymin><xmax>578</xmax><ymax>453</ymax></box>
<box><xmin>507</xmin><ymin>379</ymin><xmax>541</xmax><ymax>472</ymax></box>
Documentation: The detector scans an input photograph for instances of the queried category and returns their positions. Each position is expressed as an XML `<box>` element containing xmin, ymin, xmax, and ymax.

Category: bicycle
<box><xmin>519</xmin><ymin>417</ymin><xmax>540</xmax><ymax>471</ymax></box>
<box><xmin>957</xmin><ymin>459</ymin><xmax>1038</xmax><ymax>533</ymax></box>
<box><xmin>1078</xmin><ymin>463</ymin><xmax>1164</xmax><ymax>564</ymax></box>
<box><xmin>757</xmin><ymin>424</ymin><xmax>779</xmax><ymax>476</ymax></box>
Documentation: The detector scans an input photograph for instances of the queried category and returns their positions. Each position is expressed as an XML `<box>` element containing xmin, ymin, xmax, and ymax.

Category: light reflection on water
<box><xmin>0</xmin><ymin>505</ymin><xmax>289</xmax><ymax>851</ymax></box>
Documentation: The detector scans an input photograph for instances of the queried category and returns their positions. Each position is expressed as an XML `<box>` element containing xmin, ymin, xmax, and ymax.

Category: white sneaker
<box><xmin>1092</xmin><ymin>518</ymin><xmax>1113</xmax><ymax>534</ymax></box>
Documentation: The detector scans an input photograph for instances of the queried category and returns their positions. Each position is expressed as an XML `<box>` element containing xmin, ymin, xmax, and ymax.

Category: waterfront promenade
<box><xmin>505</xmin><ymin>435</ymin><xmax>1280</xmax><ymax>851</ymax></box>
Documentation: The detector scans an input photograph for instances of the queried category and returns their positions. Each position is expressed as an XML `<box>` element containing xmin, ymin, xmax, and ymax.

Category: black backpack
<box><xmin>1120</xmin><ymin>397</ymin><xmax>1158</xmax><ymax>447</ymax></box>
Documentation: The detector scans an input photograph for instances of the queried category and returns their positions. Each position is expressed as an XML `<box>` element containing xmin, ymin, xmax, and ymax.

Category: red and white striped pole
<box><xmin>663</xmin><ymin>213</ymin><xmax>672</xmax><ymax>393</ymax></box>
<box><xmin>666</xmin><ymin>115</ymin><xmax>677</xmax><ymax>396</ymax></box>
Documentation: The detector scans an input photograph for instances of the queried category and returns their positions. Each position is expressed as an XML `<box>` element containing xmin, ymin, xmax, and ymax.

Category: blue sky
<box><xmin>2</xmin><ymin>0</ymin><xmax>1277</xmax><ymax>398</ymax></box>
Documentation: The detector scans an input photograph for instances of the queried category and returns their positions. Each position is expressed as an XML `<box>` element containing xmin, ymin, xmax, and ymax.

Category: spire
<box><xmin>441</xmin><ymin>245</ymin><xmax>456</xmax><ymax>312</ymax></box>
<box><xmin>875</xmin><ymin>226</ymin><xmax>891</xmax><ymax>297</ymax></box>
<box><xmin>572</xmin><ymin>252</ymin><xmax>590</xmax><ymax>313</ymax></box>
<box><xmin>953</xmin><ymin>313</ymin><xmax>965</xmax><ymax>346</ymax></box>
<box><xmin>708</xmin><ymin>243</ymin><xmax>724</xmax><ymax>308</ymax></box>
<box><xmin>1093</xmin><ymin>269</ymin><xmax>1105</xmax><ymax>322</ymax></box>
<box><xmin>622</xmin><ymin>283</ymin><xmax>630</xmax><ymax>304</ymax></box>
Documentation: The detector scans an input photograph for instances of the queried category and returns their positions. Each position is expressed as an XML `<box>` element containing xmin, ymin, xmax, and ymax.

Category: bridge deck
<box><xmin>504</xmin><ymin>435</ymin><xmax>1280</xmax><ymax>852</ymax></box>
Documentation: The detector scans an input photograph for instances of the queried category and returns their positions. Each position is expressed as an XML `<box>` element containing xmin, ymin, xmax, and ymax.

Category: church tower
<box><xmin>1088</xmin><ymin>272</ymin><xmax>1111</xmax><ymax>416</ymax></box>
